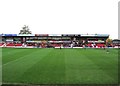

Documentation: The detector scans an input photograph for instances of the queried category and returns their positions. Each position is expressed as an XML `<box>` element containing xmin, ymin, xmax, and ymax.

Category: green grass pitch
<box><xmin>2</xmin><ymin>48</ymin><xmax>118</xmax><ymax>84</ymax></box>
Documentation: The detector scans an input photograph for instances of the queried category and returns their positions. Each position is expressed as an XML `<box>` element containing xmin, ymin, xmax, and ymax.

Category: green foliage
<box><xmin>106</xmin><ymin>38</ymin><xmax>112</xmax><ymax>46</ymax></box>
<box><xmin>19</xmin><ymin>25</ymin><xmax>32</xmax><ymax>34</ymax></box>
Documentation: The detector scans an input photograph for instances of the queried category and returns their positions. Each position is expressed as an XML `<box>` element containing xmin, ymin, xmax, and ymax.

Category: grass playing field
<box><xmin>2</xmin><ymin>48</ymin><xmax>118</xmax><ymax>85</ymax></box>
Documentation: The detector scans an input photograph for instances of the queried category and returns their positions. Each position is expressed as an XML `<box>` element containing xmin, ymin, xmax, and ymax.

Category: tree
<box><xmin>106</xmin><ymin>38</ymin><xmax>112</xmax><ymax>47</ymax></box>
<box><xmin>19</xmin><ymin>25</ymin><xmax>32</xmax><ymax>34</ymax></box>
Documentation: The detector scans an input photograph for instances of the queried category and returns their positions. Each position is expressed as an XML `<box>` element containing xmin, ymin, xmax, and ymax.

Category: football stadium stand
<box><xmin>0</xmin><ymin>34</ymin><xmax>117</xmax><ymax>48</ymax></box>
<box><xmin>112</xmin><ymin>39</ymin><xmax>120</xmax><ymax>48</ymax></box>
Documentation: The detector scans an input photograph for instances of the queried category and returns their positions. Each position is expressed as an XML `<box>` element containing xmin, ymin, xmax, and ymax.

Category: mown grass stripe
<box><xmin>17</xmin><ymin>49</ymin><xmax>66</xmax><ymax>84</ymax></box>
<box><xmin>2</xmin><ymin>48</ymin><xmax>118</xmax><ymax>84</ymax></box>
<box><xmin>3</xmin><ymin>49</ymin><xmax>53</xmax><ymax>83</ymax></box>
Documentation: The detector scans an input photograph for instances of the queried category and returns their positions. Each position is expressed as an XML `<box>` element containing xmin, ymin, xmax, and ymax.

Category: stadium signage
<box><xmin>88</xmin><ymin>41</ymin><xmax>104</xmax><ymax>43</ymax></box>
<box><xmin>81</xmin><ymin>34</ymin><xmax>96</xmax><ymax>36</ymax></box>
<box><xmin>62</xmin><ymin>34</ymin><xmax>75</xmax><ymax>36</ymax></box>
<box><xmin>17</xmin><ymin>34</ymin><xmax>35</xmax><ymax>36</ymax></box>
<box><xmin>63</xmin><ymin>41</ymin><xmax>71</xmax><ymax>43</ymax></box>
<box><xmin>49</xmin><ymin>34</ymin><xmax>61</xmax><ymax>36</ymax></box>
<box><xmin>0</xmin><ymin>34</ymin><xmax>4</xmax><ymax>36</ymax></box>
<box><xmin>96</xmin><ymin>34</ymin><xmax>109</xmax><ymax>37</ymax></box>
<box><xmin>0</xmin><ymin>34</ymin><xmax>109</xmax><ymax>37</ymax></box>
<box><xmin>6</xmin><ymin>39</ymin><xmax>13</xmax><ymax>41</ymax></box>
<box><xmin>62</xmin><ymin>34</ymin><xmax>81</xmax><ymax>36</ymax></box>
<box><xmin>35</xmin><ymin>34</ymin><xmax>48</xmax><ymax>36</ymax></box>
<box><xmin>2</xmin><ymin>34</ymin><xmax>17</xmax><ymax>36</ymax></box>
<box><xmin>75</xmin><ymin>34</ymin><xmax>81</xmax><ymax>36</ymax></box>
<box><xmin>81</xmin><ymin>34</ymin><xmax>109</xmax><ymax>37</ymax></box>
<box><xmin>48</xmin><ymin>41</ymin><xmax>63</xmax><ymax>43</ymax></box>
<box><xmin>26</xmin><ymin>41</ymin><xmax>41</xmax><ymax>43</ymax></box>
<box><xmin>48</xmin><ymin>41</ymin><xmax>71</xmax><ymax>43</ymax></box>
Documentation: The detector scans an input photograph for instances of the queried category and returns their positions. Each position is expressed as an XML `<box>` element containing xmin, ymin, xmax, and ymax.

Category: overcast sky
<box><xmin>0</xmin><ymin>0</ymin><xmax>119</xmax><ymax>39</ymax></box>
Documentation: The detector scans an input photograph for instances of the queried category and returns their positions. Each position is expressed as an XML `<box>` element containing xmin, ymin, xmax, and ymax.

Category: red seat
<box><xmin>6</xmin><ymin>43</ymin><xmax>14</xmax><ymax>46</ymax></box>
<box><xmin>97</xmin><ymin>44</ymin><xmax>105</xmax><ymax>47</ymax></box>
<box><xmin>15</xmin><ymin>43</ymin><xmax>22</xmax><ymax>46</ymax></box>
<box><xmin>87</xmin><ymin>43</ymin><xmax>92</xmax><ymax>47</ymax></box>
<box><xmin>0</xmin><ymin>43</ymin><xmax>4</xmax><ymax>46</ymax></box>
